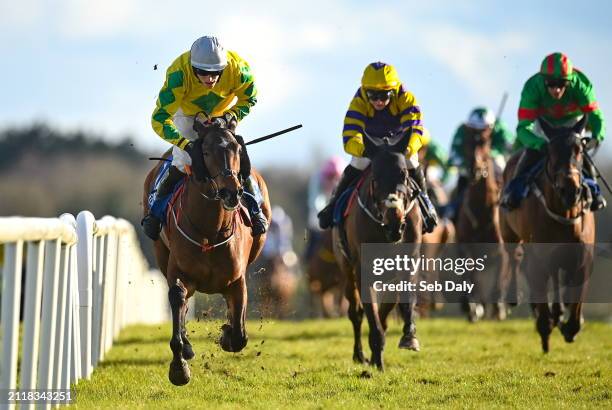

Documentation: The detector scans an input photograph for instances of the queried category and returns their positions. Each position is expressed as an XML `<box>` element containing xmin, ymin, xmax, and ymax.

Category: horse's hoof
<box><xmin>560</xmin><ymin>323</ymin><xmax>577</xmax><ymax>343</ymax></box>
<box><xmin>495</xmin><ymin>303</ymin><xmax>508</xmax><ymax>321</ymax></box>
<box><xmin>219</xmin><ymin>324</ymin><xmax>235</xmax><ymax>352</ymax></box>
<box><xmin>232</xmin><ymin>335</ymin><xmax>248</xmax><ymax>353</ymax></box>
<box><xmin>398</xmin><ymin>335</ymin><xmax>420</xmax><ymax>351</ymax></box>
<box><xmin>353</xmin><ymin>351</ymin><xmax>368</xmax><ymax>364</ymax></box>
<box><xmin>168</xmin><ymin>359</ymin><xmax>191</xmax><ymax>386</ymax></box>
<box><xmin>541</xmin><ymin>340</ymin><xmax>550</xmax><ymax>354</ymax></box>
<box><xmin>182</xmin><ymin>343</ymin><xmax>195</xmax><ymax>360</ymax></box>
<box><xmin>468</xmin><ymin>304</ymin><xmax>485</xmax><ymax>323</ymax></box>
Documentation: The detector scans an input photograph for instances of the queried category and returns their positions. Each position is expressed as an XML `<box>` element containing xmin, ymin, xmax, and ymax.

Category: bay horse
<box><xmin>456</xmin><ymin>127</ymin><xmax>510</xmax><ymax>321</ymax></box>
<box><xmin>333</xmin><ymin>132</ymin><xmax>422</xmax><ymax>371</ymax></box>
<box><xmin>142</xmin><ymin>123</ymin><xmax>271</xmax><ymax>385</ymax></box>
<box><xmin>500</xmin><ymin>115</ymin><xmax>594</xmax><ymax>352</ymax></box>
<box><xmin>306</xmin><ymin>229</ymin><xmax>346</xmax><ymax>318</ymax></box>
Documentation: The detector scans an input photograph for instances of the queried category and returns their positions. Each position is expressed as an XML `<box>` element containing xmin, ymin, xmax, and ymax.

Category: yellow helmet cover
<box><xmin>361</xmin><ymin>62</ymin><xmax>401</xmax><ymax>90</ymax></box>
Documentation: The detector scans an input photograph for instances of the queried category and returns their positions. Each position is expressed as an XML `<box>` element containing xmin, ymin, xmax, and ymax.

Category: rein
<box><xmin>169</xmin><ymin>194</ymin><xmax>237</xmax><ymax>252</ymax></box>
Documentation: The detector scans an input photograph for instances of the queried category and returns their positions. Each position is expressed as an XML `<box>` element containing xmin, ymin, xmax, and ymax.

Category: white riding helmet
<box><xmin>465</xmin><ymin>107</ymin><xmax>496</xmax><ymax>130</ymax></box>
<box><xmin>190</xmin><ymin>36</ymin><xmax>228</xmax><ymax>71</ymax></box>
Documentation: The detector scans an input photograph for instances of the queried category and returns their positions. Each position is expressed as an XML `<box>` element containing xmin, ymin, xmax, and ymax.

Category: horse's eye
<box><xmin>203</xmin><ymin>151</ymin><xmax>210</xmax><ymax>156</ymax></box>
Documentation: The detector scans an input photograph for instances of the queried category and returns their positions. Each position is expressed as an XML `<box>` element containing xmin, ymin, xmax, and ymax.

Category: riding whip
<box><xmin>584</xmin><ymin>151</ymin><xmax>612</xmax><ymax>194</ymax></box>
<box><xmin>245</xmin><ymin>124</ymin><xmax>303</xmax><ymax>146</ymax></box>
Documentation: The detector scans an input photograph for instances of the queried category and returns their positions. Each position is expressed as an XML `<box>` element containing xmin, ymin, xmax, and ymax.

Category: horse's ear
<box><xmin>538</xmin><ymin>117</ymin><xmax>555</xmax><ymax>138</ymax></box>
<box><xmin>573</xmin><ymin>114</ymin><xmax>588</xmax><ymax>134</ymax></box>
<box><xmin>189</xmin><ymin>137</ymin><xmax>211</xmax><ymax>182</ymax></box>
<box><xmin>393</xmin><ymin>130</ymin><xmax>411</xmax><ymax>154</ymax></box>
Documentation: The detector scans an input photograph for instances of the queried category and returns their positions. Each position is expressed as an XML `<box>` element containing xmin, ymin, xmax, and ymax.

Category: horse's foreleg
<box><xmin>493</xmin><ymin>244</ymin><xmax>511</xmax><ymax>321</ymax></box>
<box><xmin>168</xmin><ymin>279</ymin><xmax>190</xmax><ymax>385</ymax></box>
<box><xmin>378</xmin><ymin>302</ymin><xmax>395</xmax><ymax>332</ymax></box>
<box><xmin>180</xmin><ymin>299</ymin><xmax>195</xmax><ymax>360</ymax></box>
<box><xmin>363</xmin><ymin>300</ymin><xmax>385</xmax><ymax>371</ymax></box>
<box><xmin>534</xmin><ymin>303</ymin><xmax>553</xmax><ymax>353</ymax></box>
<box><xmin>220</xmin><ymin>277</ymin><xmax>248</xmax><ymax>352</ymax></box>
<box><xmin>346</xmin><ymin>283</ymin><xmax>365</xmax><ymax>363</ymax></box>
<box><xmin>397</xmin><ymin>302</ymin><xmax>420</xmax><ymax>351</ymax></box>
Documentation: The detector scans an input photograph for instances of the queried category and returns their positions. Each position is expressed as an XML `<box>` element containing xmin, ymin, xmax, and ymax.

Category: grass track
<box><xmin>71</xmin><ymin>318</ymin><xmax>612</xmax><ymax>409</ymax></box>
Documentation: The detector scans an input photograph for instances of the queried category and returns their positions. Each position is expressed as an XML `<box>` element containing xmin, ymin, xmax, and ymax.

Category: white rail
<box><xmin>0</xmin><ymin>212</ymin><xmax>169</xmax><ymax>410</ymax></box>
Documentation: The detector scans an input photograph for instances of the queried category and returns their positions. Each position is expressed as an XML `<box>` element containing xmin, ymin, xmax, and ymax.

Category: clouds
<box><xmin>418</xmin><ymin>25</ymin><xmax>529</xmax><ymax>99</ymax></box>
<box><xmin>2</xmin><ymin>0</ymin><xmax>611</xmax><ymax>165</ymax></box>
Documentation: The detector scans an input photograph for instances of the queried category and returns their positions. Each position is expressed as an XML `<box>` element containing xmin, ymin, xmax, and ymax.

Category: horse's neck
<box><xmin>468</xmin><ymin>159</ymin><xmax>498</xmax><ymax>208</ymax></box>
<box><xmin>182</xmin><ymin>181</ymin><xmax>234</xmax><ymax>236</ymax></box>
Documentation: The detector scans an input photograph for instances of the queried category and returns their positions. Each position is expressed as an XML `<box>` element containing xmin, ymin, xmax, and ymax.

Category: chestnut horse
<box><xmin>333</xmin><ymin>133</ymin><xmax>422</xmax><ymax>371</ymax></box>
<box><xmin>143</xmin><ymin>124</ymin><xmax>271</xmax><ymax>385</ymax></box>
<box><xmin>500</xmin><ymin>116</ymin><xmax>594</xmax><ymax>352</ymax></box>
<box><xmin>456</xmin><ymin>127</ymin><xmax>510</xmax><ymax>321</ymax></box>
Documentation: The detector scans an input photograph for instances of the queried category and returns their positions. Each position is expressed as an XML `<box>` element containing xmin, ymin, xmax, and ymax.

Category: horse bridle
<box><xmin>196</xmin><ymin>130</ymin><xmax>245</xmax><ymax>203</ymax></box>
<box><xmin>359</xmin><ymin>172</ymin><xmax>417</xmax><ymax>228</ymax></box>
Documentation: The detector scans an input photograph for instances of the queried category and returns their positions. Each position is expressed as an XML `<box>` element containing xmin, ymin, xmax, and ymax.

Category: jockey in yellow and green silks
<box><xmin>317</xmin><ymin>62</ymin><xmax>438</xmax><ymax>233</ymax></box>
<box><xmin>500</xmin><ymin>52</ymin><xmax>606</xmax><ymax>211</ymax></box>
<box><xmin>142</xmin><ymin>36</ymin><xmax>267</xmax><ymax>240</ymax></box>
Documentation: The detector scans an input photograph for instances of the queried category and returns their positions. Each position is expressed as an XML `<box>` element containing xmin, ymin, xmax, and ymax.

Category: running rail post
<box><xmin>0</xmin><ymin>241</ymin><xmax>24</xmax><ymax>407</ymax></box>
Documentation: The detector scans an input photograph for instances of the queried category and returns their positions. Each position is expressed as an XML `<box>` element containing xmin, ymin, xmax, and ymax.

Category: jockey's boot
<box><xmin>411</xmin><ymin>166</ymin><xmax>438</xmax><ymax>234</ymax></box>
<box><xmin>317</xmin><ymin>165</ymin><xmax>362</xmax><ymax>229</ymax></box>
<box><xmin>243</xmin><ymin>176</ymin><xmax>269</xmax><ymax>235</ymax></box>
<box><xmin>500</xmin><ymin>148</ymin><xmax>542</xmax><ymax>210</ymax></box>
<box><xmin>584</xmin><ymin>159</ymin><xmax>607</xmax><ymax>211</ymax></box>
<box><xmin>141</xmin><ymin>165</ymin><xmax>184</xmax><ymax>240</ymax></box>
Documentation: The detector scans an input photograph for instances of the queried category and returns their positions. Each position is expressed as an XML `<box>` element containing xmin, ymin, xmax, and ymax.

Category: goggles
<box><xmin>544</xmin><ymin>78</ymin><xmax>570</xmax><ymax>89</ymax></box>
<box><xmin>193</xmin><ymin>67</ymin><xmax>224</xmax><ymax>77</ymax></box>
<box><xmin>366</xmin><ymin>89</ymin><xmax>394</xmax><ymax>101</ymax></box>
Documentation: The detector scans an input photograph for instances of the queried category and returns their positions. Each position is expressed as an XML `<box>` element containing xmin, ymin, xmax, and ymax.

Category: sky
<box><xmin>2</xmin><ymin>0</ymin><xmax>612</xmax><ymax>169</ymax></box>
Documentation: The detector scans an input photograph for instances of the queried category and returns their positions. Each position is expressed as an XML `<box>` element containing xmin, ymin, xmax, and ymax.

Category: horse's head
<box><xmin>463</xmin><ymin>126</ymin><xmax>492</xmax><ymax>181</ymax></box>
<box><xmin>541</xmin><ymin>115</ymin><xmax>587</xmax><ymax>209</ymax></box>
<box><xmin>366</xmin><ymin>133</ymin><xmax>413</xmax><ymax>242</ymax></box>
<box><xmin>192</xmin><ymin>115</ymin><xmax>243</xmax><ymax>210</ymax></box>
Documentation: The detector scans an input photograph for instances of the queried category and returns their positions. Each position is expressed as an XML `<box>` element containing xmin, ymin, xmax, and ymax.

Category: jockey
<box><xmin>142</xmin><ymin>36</ymin><xmax>268</xmax><ymax>240</ymax></box>
<box><xmin>500</xmin><ymin>52</ymin><xmax>606</xmax><ymax>210</ymax></box>
<box><xmin>445</xmin><ymin>107</ymin><xmax>514</xmax><ymax>219</ymax></box>
<box><xmin>317</xmin><ymin>62</ymin><xmax>438</xmax><ymax>233</ymax></box>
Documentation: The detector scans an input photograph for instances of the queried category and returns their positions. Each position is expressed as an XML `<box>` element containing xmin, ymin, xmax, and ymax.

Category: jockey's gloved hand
<box><xmin>211</xmin><ymin>112</ymin><xmax>237</xmax><ymax>130</ymax></box>
<box><xmin>183</xmin><ymin>141</ymin><xmax>194</xmax><ymax>154</ymax></box>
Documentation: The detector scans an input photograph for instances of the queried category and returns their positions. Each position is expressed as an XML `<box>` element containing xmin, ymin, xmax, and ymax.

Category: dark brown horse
<box><xmin>142</xmin><ymin>124</ymin><xmax>271</xmax><ymax>385</ymax></box>
<box><xmin>456</xmin><ymin>127</ymin><xmax>510</xmax><ymax>321</ymax></box>
<box><xmin>500</xmin><ymin>116</ymin><xmax>594</xmax><ymax>352</ymax></box>
<box><xmin>333</xmin><ymin>133</ymin><xmax>422</xmax><ymax>371</ymax></box>
<box><xmin>306</xmin><ymin>229</ymin><xmax>347</xmax><ymax>318</ymax></box>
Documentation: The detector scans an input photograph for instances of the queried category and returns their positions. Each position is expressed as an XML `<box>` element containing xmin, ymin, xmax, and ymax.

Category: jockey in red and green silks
<box><xmin>501</xmin><ymin>52</ymin><xmax>606</xmax><ymax>210</ymax></box>
<box><xmin>317</xmin><ymin>61</ymin><xmax>438</xmax><ymax>233</ymax></box>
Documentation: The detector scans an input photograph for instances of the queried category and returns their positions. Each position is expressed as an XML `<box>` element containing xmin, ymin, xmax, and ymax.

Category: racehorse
<box><xmin>306</xmin><ymin>229</ymin><xmax>346</xmax><ymax>318</ymax></box>
<box><xmin>142</xmin><ymin>122</ymin><xmax>271</xmax><ymax>385</ymax></box>
<box><xmin>456</xmin><ymin>126</ymin><xmax>510</xmax><ymax>321</ymax></box>
<box><xmin>252</xmin><ymin>252</ymin><xmax>298</xmax><ymax>319</ymax></box>
<box><xmin>333</xmin><ymin>132</ymin><xmax>422</xmax><ymax>371</ymax></box>
<box><xmin>500</xmin><ymin>116</ymin><xmax>595</xmax><ymax>352</ymax></box>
